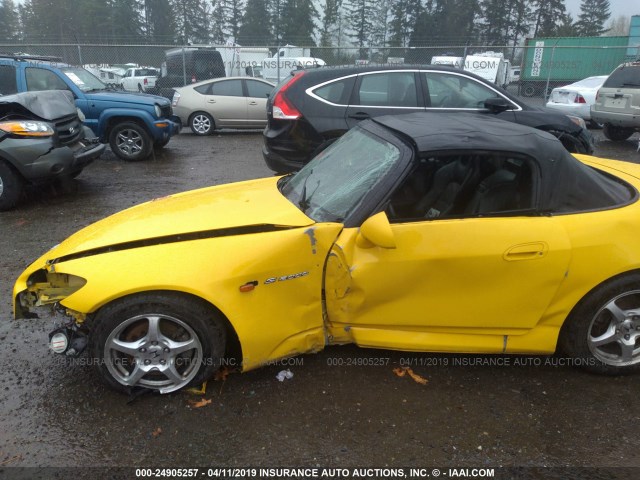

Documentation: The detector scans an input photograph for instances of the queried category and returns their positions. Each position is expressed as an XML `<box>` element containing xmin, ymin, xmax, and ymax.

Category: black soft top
<box><xmin>372</xmin><ymin>112</ymin><xmax>635</xmax><ymax>213</ymax></box>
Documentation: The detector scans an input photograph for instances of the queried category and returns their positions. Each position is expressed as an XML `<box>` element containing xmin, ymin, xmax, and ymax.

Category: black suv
<box><xmin>263</xmin><ymin>65</ymin><xmax>594</xmax><ymax>173</ymax></box>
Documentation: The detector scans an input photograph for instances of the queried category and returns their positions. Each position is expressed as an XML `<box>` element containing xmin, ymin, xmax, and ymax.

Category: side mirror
<box><xmin>356</xmin><ymin>212</ymin><xmax>396</xmax><ymax>249</ymax></box>
<box><xmin>484</xmin><ymin>97</ymin><xmax>514</xmax><ymax>113</ymax></box>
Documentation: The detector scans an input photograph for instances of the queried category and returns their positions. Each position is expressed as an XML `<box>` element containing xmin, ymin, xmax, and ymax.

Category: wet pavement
<box><xmin>1</xmin><ymin>129</ymin><xmax>640</xmax><ymax>473</ymax></box>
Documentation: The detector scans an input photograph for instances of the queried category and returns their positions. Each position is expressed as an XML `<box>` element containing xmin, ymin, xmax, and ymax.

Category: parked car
<box><xmin>591</xmin><ymin>62</ymin><xmax>640</xmax><ymax>141</ymax></box>
<box><xmin>13</xmin><ymin>112</ymin><xmax>640</xmax><ymax>394</ymax></box>
<box><xmin>0</xmin><ymin>54</ymin><xmax>181</xmax><ymax>161</ymax></box>
<box><xmin>546</xmin><ymin>75</ymin><xmax>608</xmax><ymax>126</ymax></box>
<box><xmin>0</xmin><ymin>90</ymin><xmax>105</xmax><ymax>210</ymax></box>
<box><xmin>172</xmin><ymin>77</ymin><xmax>274</xmax><ymax>135</ymax></box>
<box><xmin>120</xmin><ymin>67</ymin><xmax>159</xmax><ymax>92</ymax></box>
<box><xmin>262</xmin><ymin>65</ymin><xmax>594</xmax><ymax>173</ymax></box>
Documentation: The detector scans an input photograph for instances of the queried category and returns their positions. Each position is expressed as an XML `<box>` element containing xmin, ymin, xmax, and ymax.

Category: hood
<box><xmin>83</xmin><ymin>90</ymin><xmax>170</xmax><ymax>106</ymax></box>
<box><xmin>47</xmin><ymin>177</ymin><xmax>313</xmax><ymax>261</ymax></box>
<box><xmin>0</xmin><ymin>90</ymin><xmax>76</xmax><ymax>121</ymax></box>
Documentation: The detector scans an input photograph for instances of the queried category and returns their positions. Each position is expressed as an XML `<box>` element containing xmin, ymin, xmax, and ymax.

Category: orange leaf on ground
<box><xmin>215</xmin><ymin>367</ymin><xmax>231</xmax><ymax>381</ymax></box>
<box><xmin>152</xmin><ymin>427</ymin><xmax>162</xmax><ymax>437</ymax></box>
<box><xmin>393</xmin><ymin>366</ymin><xmax>428</xmax><ymax>384</ymax></box>
<box><xmin>189</xmin><ymin>398</ymin><xmax>212</xmax><ymax>408</ymax></box>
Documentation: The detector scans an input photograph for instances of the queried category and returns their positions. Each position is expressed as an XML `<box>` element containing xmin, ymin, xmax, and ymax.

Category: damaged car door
<box><xmin>324</xmin><ymin>152</ymin><xmax>572</xmax><ymax>354</ymax></box>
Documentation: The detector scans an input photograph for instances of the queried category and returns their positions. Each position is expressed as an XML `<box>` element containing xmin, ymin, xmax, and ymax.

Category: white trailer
<box><xmin>463</xmin><ymin>52</ymin><xmax>511</xmax><ymax>87</ymax></box>
<box><xmin>261</xmin><ymin>46</ymin><xmax>325</xmax><ymax>82</ymax></box>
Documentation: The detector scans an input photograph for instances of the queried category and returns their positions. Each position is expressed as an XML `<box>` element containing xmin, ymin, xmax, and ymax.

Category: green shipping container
<box><xmin>520</xmin><ymin>36</ymin><xmax>629</xmax><ymax>96</ymax></box>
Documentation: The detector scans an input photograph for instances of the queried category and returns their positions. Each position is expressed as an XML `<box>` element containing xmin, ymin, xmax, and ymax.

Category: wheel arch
<box><xmin>560</xmin><ymin>268</ymin><xmax>640</xmax><ymax>336</ymax></box>
<box><xmin>88</xmin><ymin>289</ymin><xmax>243</xmax><ymax>370</ymax></box>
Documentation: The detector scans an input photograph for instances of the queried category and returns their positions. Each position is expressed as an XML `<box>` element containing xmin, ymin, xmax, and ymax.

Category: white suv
<box><xmin>591</xmin><ymin>62</ymin><xmax>640</xmax><ymax>141</ymax></box>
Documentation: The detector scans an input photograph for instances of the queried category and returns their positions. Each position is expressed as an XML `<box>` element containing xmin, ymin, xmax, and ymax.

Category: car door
<box><xmin>345</xmin><ymin>71</ymin><xmax>424</xmax><ymax>128</ymax></box>
<box><xmin>121</xmin><ymin>69</ymin><xmax>133</xmax><ymax>90</ymax></box>
<box><xmin>324</xmin><ymin>153</ymin><xmax>572</xmax><ymax>353</ymax></box>
<box><xmin>244</xmin><ymin>79</ymin><xmax>273</xmax><ymax>127</ymax></box>
<box><xmin>206</xmin><ymin>79</ymin><xmax>247</xmax><ymax>128</ymax></box>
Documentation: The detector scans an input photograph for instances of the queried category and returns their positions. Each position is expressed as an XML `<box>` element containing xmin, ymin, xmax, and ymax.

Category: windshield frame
<box><xmin>280</xmin><ymin>121</ymin><xmax>414</xmax><ymax>228</ymax></box>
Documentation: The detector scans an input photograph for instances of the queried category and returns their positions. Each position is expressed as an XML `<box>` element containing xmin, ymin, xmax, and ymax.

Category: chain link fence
<box><xmin>1</xmin><ymin>42</ymin><xmax>639</xmax><ymax>102</ymax></box>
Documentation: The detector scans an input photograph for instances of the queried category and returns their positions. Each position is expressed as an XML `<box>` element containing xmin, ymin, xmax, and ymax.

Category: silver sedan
<box><xmin>172</xmin><ymin>77</ymin><xmax>274</xmax><ymax>135</ymax></box>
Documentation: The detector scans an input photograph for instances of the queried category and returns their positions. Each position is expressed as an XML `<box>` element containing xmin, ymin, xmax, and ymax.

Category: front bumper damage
<box><xmin>15</xmin><ymin>268</ymin><xmax>90</xmax><ymax>357</ymax></box>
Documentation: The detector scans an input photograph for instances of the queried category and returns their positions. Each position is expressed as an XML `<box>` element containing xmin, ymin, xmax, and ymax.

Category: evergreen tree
<box><xmin>555</xmin><ymin>13</ymin><xmax>578</xmax><ymax>36</ymax></box>
<box><xmin>479</xmin><ymin>0</ymin><xmax>530</xmax><ymax>47</ymax></box>
<box><xmin>531</xmin><ymin>0</ymin><xmax>568</xmax><ymax>37</ymax></box>
<box><xmin>237</xmin><ymin>0</ymin><xmax>272</xmax><ymax>45</ymax></box>
<box><xmin>575</xmin><ymin>0</ymin><xmax>611</xmax><ymax>36</ymax></box>
<box><xmin>218</xmin><ymin>0</ymin><xmax>244</xmax><ymax>42</ymax></box>
<box><xmin>0</xmin><ymin>0</ymin><xmax>21</xmax><ymax>42</ymax></box>
<box><xmin>346</xmin><ymin>0</ymin><xmax>376</xmax><ymax>54</ymax></box>
<box><xmin>389</xmin><ymin>0</ymin><xmax>421</xmax><ymax>47</ymax></box>
<box><xmin>210</xmin><ymin>0</ymin><xmax>227</xmax><ymax>43</ymax></box>
<box><xmin>173</xmin><ymin>0</ymin><xmax>210</xmax><ymax>44</ymax></box>
<box><xmin>110</xmin><ymin>0</ymin><xmax>145</xmax><ymax>41</ymax></box>
<box><xmin>144</xmin><ymin>0</ymin><xmax>177</xmax><ymax>43</ymax></box>
<box><xmin>320</xmin><ymin>0</ymin><xmax>342</xmax><ymax>48</ymax></box>
<box><xmin>280</xmin><ymin>0</ymin><xmax>316</xmax><ymax>46</ymax></box>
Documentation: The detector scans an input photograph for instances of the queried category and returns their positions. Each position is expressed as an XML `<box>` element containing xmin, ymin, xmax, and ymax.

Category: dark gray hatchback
<box><xmin>0</xmin><ymin>90</ymin><xmax>105</xmax><ymax>210</ymax></box>
<box><xmin>262</xmin><ymin>65</ymin><xmax>594</xmax><ymax>173</ymax></box>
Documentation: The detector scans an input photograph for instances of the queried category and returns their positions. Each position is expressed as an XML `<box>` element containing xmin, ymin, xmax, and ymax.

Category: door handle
<box><xmin>207</xmin><ymin>99</ymin><xmax>216</xmax><ymax>103</ymax></box>
<box><xmin>249</xmin><ymin>101</ymin><xmax>258</xmax><ymax>105</ymax></box>
<box><xmin>503</xmin><ymin>242</ymin><xmax>547</xmax><ymax>261</ymax></box>
<box><xmin>348</xmin><ymin>112</ymin><xmax>370</xmax><ymax>120</ymax></box>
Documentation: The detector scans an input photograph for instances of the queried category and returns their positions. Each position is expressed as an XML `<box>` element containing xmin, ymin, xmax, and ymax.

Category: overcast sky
<box><xmin>564</xmin><ymin>0</ymin><xmax>640</xmax><ymax>20</ymax></box>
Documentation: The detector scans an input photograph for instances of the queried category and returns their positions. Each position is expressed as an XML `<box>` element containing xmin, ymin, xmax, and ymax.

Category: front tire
<box><xmin>90</xmin><ymin>292</ymin><xmax>226</xmax><ymax>394</ymax></box>
<box><xmin>0</xmin><ymin>161</ymin><xmax>23</xmax><ymax>211</ymax></box>
<box><xmin>189</xmin><ymin>112</ymin><xmax>214</xmax><ymax>135</ymax></box>
<box><xmin>108</xmin><ymin>122</ymin><xmax>153</xmax><ymax>161</ymax></box>
<box><xmin>602</xmin><ymin>124</ymin><xmax>634</xmax><ymax>141</ymax></box>
<box><xmin>559</xmin><ymin>274</ymin><xmax>640</xmax><ymax>375</ymax></box>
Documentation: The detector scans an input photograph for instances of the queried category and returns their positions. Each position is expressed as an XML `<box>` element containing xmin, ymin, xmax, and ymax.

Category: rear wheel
<box><xmin>108</xmin><ymin>122</ymin><xmax>153</xmax><ymax>161</ymax></box>
<box><xmin>189</xmin><ymin>112</ymin><xmax>214</xmax><ymax>135</ymax></box>
<box><xmin>559</xmin><ymin>274</ymin><xmax>640</xmax><ymax>375</ymax></box>
<box><xmin>602</xmin><ymin>124</ymin><xmax>634</xmax><ymax>141</ymax></box>
<box><xmin>0</xmin><ymin>161</ymin><xmax>23</xmax><ymax>211</ymax></box>
<box><xmin>91</xmin><ymin>292</ymin><xmax>226</xmax><ymax>394</ymax></box>
<box><xmin>521</xmin><ymin>84</ymin><xmax>537</xmax><ymax>97</ymax></box>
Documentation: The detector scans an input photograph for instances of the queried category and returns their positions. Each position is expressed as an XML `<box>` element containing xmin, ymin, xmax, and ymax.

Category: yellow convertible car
<box><xmin>13</xmin><ymin>112</ymin><xmax>640</xmax><ymax>394</ymax></box>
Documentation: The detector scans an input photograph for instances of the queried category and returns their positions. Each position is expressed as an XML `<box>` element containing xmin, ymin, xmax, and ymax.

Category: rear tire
<box><xmin>91</xmin><ymin>292</ymin><xmax>226</xmax><ymax>394</ymax></box>
<box><xmin>0</xmin><ymin>161</ymin><xmax>23</xmax><ymax>211</ymax></box>
<box><xmin>602</xmin><ymin>124</ymin><xmax>634</xmax><ymax>141</ymax></box>
<box><xmin>559</xmin><ymin>274</ymin><xmax>640</xmax><ymax>375</ymax></box>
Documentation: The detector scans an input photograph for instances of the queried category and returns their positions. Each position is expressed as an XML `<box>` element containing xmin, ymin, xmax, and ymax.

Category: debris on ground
<box><xmin>189</xmin><ymin>398</ymin><xmax>213</xmax><ymax>409</ymax></box>
<box><xmin>276</xmin><ymin>369</ymin><xmax>294</xmax><ymax>382</ymax></box>
<box><xmin>393</xmin><ymin>366</ymin><xmax>428</xmax><ymax>385</ymax></box>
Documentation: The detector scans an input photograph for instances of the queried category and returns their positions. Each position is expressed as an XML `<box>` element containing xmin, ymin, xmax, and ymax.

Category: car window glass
<box><xmin>424</xmin><ymin>72</ymin><xmax>503</xmax><ymax>109</ymax></box>
<box><xmin>313</xmin><ymin>78</ymin><xmax>350</xmax><ymax>104</ymax></box>
<box><xmin>210</xmin><ymin>80</ymin><xmax>243</xmax><ymax>97</ymax></box>
<box><xmin>194</xmin><ymin>83</ymin><xmax>213</xmax><ymax>94</ymax></box>
<box><xmin>246</xmin><ymin>80</ymin><xmax>273</xmax><ymax>98</ymax></box>
<box><xmin>603</xmin><ymin>66</ymin><xmax>640</xmax><ymax>88</ymax></box>
<box><xmin>26</xmin><ymin>68</ymin><xmax>69</xmax><ymax>91</ymax></box>
<box><xmin>356</xmin><ymin>72</ymin><xmax>418</xmax><ymax>107</ymax></box>
<box><xmin>0</xmin><ymin>65</ymin><xmax>18</xmax><ymax>95</ymax></box>
<box><xmin>386</xmin><ymin>153</ymin><xmax>535</xmax><ymax>221</ymax></box>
